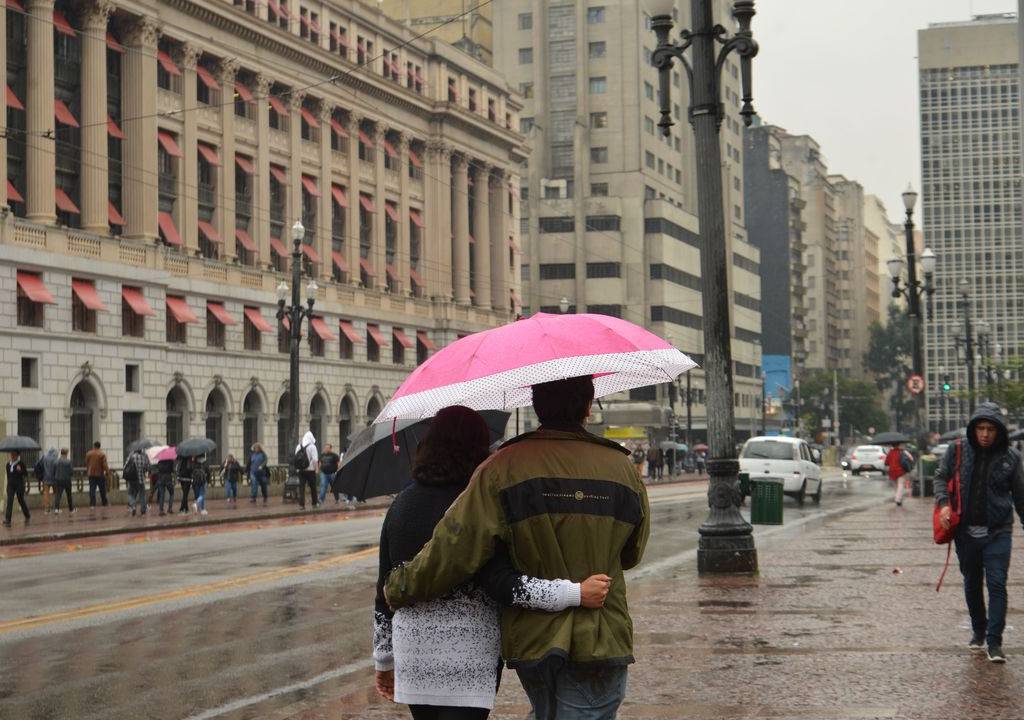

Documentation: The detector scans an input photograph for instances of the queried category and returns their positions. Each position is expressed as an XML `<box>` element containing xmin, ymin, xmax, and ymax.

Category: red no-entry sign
<box><xmin>906</xmin><ymin>374</ymin><xmax>925</xmax><ymax>395</ymax></box>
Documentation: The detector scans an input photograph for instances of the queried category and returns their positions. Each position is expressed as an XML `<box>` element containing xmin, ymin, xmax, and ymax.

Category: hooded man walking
<box><xmin>295</xmin><ymin>430</ymin><xmax>319</xmax><ymax>510</ymax></box>
<box><xmin>935</xmin><ymin>402</ymin><xmax>1024</xmax><ymax>663</ymax></box>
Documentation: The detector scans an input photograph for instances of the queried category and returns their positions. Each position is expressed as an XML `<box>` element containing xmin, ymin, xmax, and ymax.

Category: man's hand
<box><xmin>939</xmin><ymin>505</ymin><xmax>952</xmax><ymax>530</ymax></box>
<box><xmin>580</xmin><ymin>574</ymin><xmax>612</xmax><ymax>608</ymax></box>
<box><xmin>375</xmin><ymin>669</ymin><xmax>394</xmax><ymax>701</ymax></box>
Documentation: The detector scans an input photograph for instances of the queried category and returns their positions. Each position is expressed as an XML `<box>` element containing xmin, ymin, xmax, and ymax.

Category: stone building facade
<box><xmin>2</xmin><ymin>0</ymin><xmax>526</xmax><ymax>467</ymax></box>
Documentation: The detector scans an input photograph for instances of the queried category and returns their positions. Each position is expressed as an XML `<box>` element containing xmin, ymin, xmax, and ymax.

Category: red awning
<box><xmin>382</xmin><ymin>140</ymin><xmax>398</xmax><ymax>158</ymax></box>
<box><xmin>300</xmin><ymin>175</ymin><xmax>321</xmax><ymax>197</ymax></box>
<box><xmin>331</xmin><ymin>250</ymin><xmax>349</xmax><ymax>273</ymax></box>
<box><xmin>409</xmin><ymin>208</ymin><xmax>425</xmax><ymax>227</ymax></box>
<box><xmin>234</xmin><ymin>82</ymin><xmax>254</xmax><ymax>103</ymax></box>
<box><xmin>359</xmin><ymin>194</ymin><xmax>376</xmax><ymax>213</ymax></box>
<box><xmin>416</xmin><ymin>330</ymin><xmax>437</xmax><ymax>351</ymax></box>
<box><xmin>359</xmin><ymin>257</ymin><xmax>375</xmax><ymax>277</ymax></box>
<box><xmin>158</xmin><ymin>130</ymin><xmax>183</xmax><ymax>157</ymax></box>
<box><xmin>72</xmin><ymin>279</ymin><xmax>107</xmax><ymax>311</ymax></box>
<box><xmin>158</xmin><ymin>211</ymin><xmax>182</xmax><ymax>246</ymax></box>
<box><xmin>207</xmin><ymin>301</ymin><xmax>238</xmax><ymax>326</ymax></box>
<box><xmin>358</xmin><ymin>129</ymin><xmax>374</xmax><ymax>147</ymax></box>
<box><xmin>7</xmin><ymin>180</ymin><xmax>24</xmax><ymax>204</ymax></box>
<box><xmin>409</xmin><ymin>267</ymin><xmax>424</xmax><ymax>288</ymax></box>
<box><xmin>121</xmin><ymin>287</ymin><xmax>156</xmax><ymax>316</ymax></box>
<box><xmin>265</xmin><ymin>0</ymin><xmax>280</xmax><ymax>16</ymax></box>
<box><xmin>54</xmin><ymin>99</ymin><xmax>79</xmax><ymax>127</ymax></box>
<box><xmin>329</xmin><ymin>117</ymin><xmax>348</xmax><ymax>137</ymax></box>
<box><xmin>385</xmin><ymin>264</ymin><xmax>399</xmax><ymax>282</ymax></box>
<box><xmin>6</xmin><ymin>85</ymin><xmax>23</xmax><ymax>111</ymax></box>
<box><xmin>55</xmin><ymin>187</ymin><xmax>79</xmax><ymax>214</ymax></box>
<box><xmin>234</xmin><ymin>228</ymin><xmax>257</xmax><ymax>252</ymax></box>
<box><xmin>107</xmin><ymin>115</ymin><xmax>124</xmax><ymax>139</ymax></box>
<box><xmin>384</xmin><ymin>202</ymin><xmax>400</xmax><ymax>223</ymax></box>
<box><xmin>269</xmin><ymin>237</ymin><xmax>288</xmax><ymax>256</ymax></box>
<box><xmin>166</xmin><ymin>296</ymin><xmax>199</xmax><ymax>324</ymax></box>
<box><xmin>106</xmin><ymin>32</ymin><xmax>124</xmax><ymax>53</ymax></box>
<box><xmin>235</xmin><ymin>155</ymin><xmax>255</xmax><ymax>174</ymax></box>
<box><xmin>196</xmin><ymin>66</ymin><xmax>220</xmax><ymax>90</ymax></box>
<box><xmin>269</xmin><ymin>165</ymin><xmax>287</xmax><ymax>184</ymax></box>
<box><xmin>468</xmin><ymin>234</ymin><xmax>476</xmax><ymax>245</ymax></box>
<box><xmin>244</xmin><ymin>307</ymin><xmax>274</xmax><ymax>333</ymax></box>
<box><xmin>393</xmin><ymin>328</ymin><xmax>414</xmax><ymax>349</ymax></box>
<box><xmin>197</xmin><ymin>143</ymin><xmax>221</xmax><ymax>166</ymax></box>
<box><xmin>367</xmin><ymin>324</ymin><xmax>388</xmax><ymax>347</ymax></box>
<box><xmin>157</xmin><ymin>50</ymin><xmax>181</xmax><ymax>76</ymax></box>
<box><xmin>408</xmin><ymin>149</ymin><xmax>422</xmax><ymax>168</ymax></box>
<box><xmin>510</xmin><ymin>288</ymin><xmax>522</xmax><ymax>304</ymax></box>
<box><xmin>338</xmin><ymin>320</ymin><xmax>363</xmax><ymax>343</ymax></box>
<box><xmin>6</xmin><ymin>0</ymin><xmax>24</xmax><ymax>11</ymax></box>
<box><xmin>108</xmin><ymin>201</ymin><xmax>124</xmax><ymax>225</ymax></box>
<box><xmin>16</xmin><ymin>272</ymin><xmax>55</xmax><ymax>304</ymax></box>
<box><xmin>300</xmin><ymin>107</ymin><xmax>320</xmax><ymax>128</ymax></box>
<box><xmin>298</xmin><ymin>12</ymin><xmax>310</xmax><ymax>29</ymax></box>
<box><xmin>268</xmin><ymin>96</ymin><xmax>289</xmax><ymax>116</ymax></box>
<box><xmin>198</xmin><ymin>220</ymin><xmax>221</xmax><ymax>243</ymax></box>
<box><xmin>280</xmin><ymin>315</ymin><xmax>290</xmax><ymax>331</ymax></box>
<box><xmin>310</xmin><ymin>16</ymin><xmax>321</xmax><ymax>33</ymax></box>
<box><xmin>301</xmin><ymin>243</ymin><xmax>321</xmax><ymax>263</ymax></box>
<box><xmin>276</xmin><ymin>1</ymin><xmax>292</xmax><ymax>18</ymax></box>
<box><xmin>311</xmin><ymin>317</ymin><xmax>336</xmax><ymax>341</ymax></box>
<box><xmin>331</xmin><ymin>185</ymin><xmax>348</xmax><ymax>208</ymax></box>
<box><xmin>52</xmin><ymin>10</ymin><xmax>75</xmax><ymax>37</ymax></box>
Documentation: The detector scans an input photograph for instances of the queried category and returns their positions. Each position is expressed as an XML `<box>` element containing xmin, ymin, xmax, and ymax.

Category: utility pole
<box><xmin>760</xmin><ymin>377</ymin><xmax>767</xmax><ymax>435</ymax></box>
<box><xmin>832</xmin><ymin>370</ymin><xmax>840</xmax><ymax>447</ymax></box>
<box><xmin>685</xmin><ymin>372</ymin><xmax>693</xmax><ymax>447</ymax></box>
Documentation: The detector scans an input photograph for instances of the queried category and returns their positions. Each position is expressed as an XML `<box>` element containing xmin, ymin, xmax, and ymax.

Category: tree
<box><xmin>865</xmin><ymin>305</ymin><xmax>916</xmax><ymax>431</ymax></box>
<box><xmin>795</xmin><ymin>369</ymin><xmax>889</xmax><ymax>443</ymax></box>
<box><xmin>987</xmin><ymin>359</ymin><xmax>1024</xmax><ymax>425</ymax></box>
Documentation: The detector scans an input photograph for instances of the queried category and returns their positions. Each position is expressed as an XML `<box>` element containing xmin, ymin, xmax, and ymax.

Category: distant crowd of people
<box><xmin>626</xmin><ymin>442</ymin><xmax>706</xmax><ymax>480</ymax></box>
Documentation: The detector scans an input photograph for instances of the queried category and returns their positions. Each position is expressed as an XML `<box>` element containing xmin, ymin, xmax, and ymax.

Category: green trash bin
<box><xmin>750</xmin><ymin>478</ymin><xmax>784</xmax><ymax>525</ymax></box>
<box><xmin>920</xmin><ymin>455</ymin><xmax>937</xmax><ymax>497</ymax></box>
<box><xmin>739</xmin><ymin>472</ymin><xmax>751</xmax><ymax>502</ymax></box>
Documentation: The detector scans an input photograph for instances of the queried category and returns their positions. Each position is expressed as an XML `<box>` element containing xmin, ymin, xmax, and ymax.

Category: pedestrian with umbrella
<box><xmin>147</xmin><ymin>446</ymin><xmax>176</xmax><ymax>516</ymax></box>
<box><xmin>0</xmin><ymin>436</ymin><xmax>36</xmax><ymax>527</ymax></box>
<box><xmin>877</xmin><ymin>432</ymin><xmax>914</xmax><ymax>507</ymax></box>
<box><xmin>174</xmin><ymin>438</ymin><xmax>215</xmax><ymax>514</ymax></box>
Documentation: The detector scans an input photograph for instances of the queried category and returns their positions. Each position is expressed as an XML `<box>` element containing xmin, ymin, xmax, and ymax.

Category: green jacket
<box><xmin>385</xmin><ymin>428</ymin><xmax>650</xmax><ymax>668</ymax></box>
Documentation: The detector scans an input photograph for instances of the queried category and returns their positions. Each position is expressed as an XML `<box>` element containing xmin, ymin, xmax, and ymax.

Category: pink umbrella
<box><xmin>376</xmin><ymin>312</ymin><xmax>697</xmax><ymax>423</ymax></box>
<box><xmin>152</xmin><ymin>445</ymin><xmax>176</xmax><ymax>462</ymax></box>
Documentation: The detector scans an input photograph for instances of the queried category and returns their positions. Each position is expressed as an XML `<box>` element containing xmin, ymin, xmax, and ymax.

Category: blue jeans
<box><xmin>194</xmin><ymin>480</ymin><xmax>207</xmax><ymax>511</ymax></box>
<box><xmin>88</xmin><ymin>476</ymin><xmax>108</xmax><ymax>507</ymax></box>
<box><xmin>128</xmin><ymin>482</ymin><xmax>147</xmax><ymax>514</ymax></box>
<box><xmin>318</xmin><ymin>472</ymin><xmax>334</xmax><ymax>503</ymax></box>
<box><xmin>517</xmin><ymin>663</ymin><xmax>628</xmax><ymax>720</ymax></box>
<box><xmin>956</xmin><ymin>530</ymin><xmax>1012</xmax><ymax>647</ymax></box>
<box><xmin>250</xmin><ymin>471</ymin><xmax>268</xmax><ymax>500</ymax></box>
<box><xmin>156</xmin><ymin>479</ymin><xmax>174</xmax><ymax>512</ymax></box>
<box><xmin>225</xmin><ymin>477</ymin><xmax>237</xmax><ymax>500</ymax></box>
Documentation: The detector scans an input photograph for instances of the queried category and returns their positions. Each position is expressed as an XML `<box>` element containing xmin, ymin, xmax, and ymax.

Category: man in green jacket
<box><xmin>386</xmin><ymin>375</ymin><xmax>650</xmax><ymax>718</ymax></box>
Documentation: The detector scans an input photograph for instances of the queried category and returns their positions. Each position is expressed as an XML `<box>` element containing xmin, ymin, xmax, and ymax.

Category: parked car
<box><xmin>849</xmin><ymin>445</ymin><xmax>887</xmax><ymax>474</ymax></box>
<box><xmin>930</xmin><ymin>443</ymin><xmax>950</xmax><ymax>460</ymax></box>
<box><xmin>739</xmin><ymin>436</ymin><xmax>823</xmax><ymax>506</ymax></box>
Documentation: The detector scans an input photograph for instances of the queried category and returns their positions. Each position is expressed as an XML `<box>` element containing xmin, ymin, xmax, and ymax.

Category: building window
<box><xmin>278</xmin><ymin>319</ymin><xmax>289</xmax><ymax>354</ymax></box>
<box><xmin>468</xmin><ymin>88</ymin><xmax>478</xmax><ymax>111</ymax></box>
<box><xmin>519</xmin><ymin>47</ymin><xmax>533</xmax><ymax>65</ymax></box>
<box><xmin>207</xmin><ymin>308</ymin><xmax>226</xmax><ymax>349</ymax></box>
<box><xmin>589</xmin><ymin>76</ymin><xmax>607</xmax><ymax>94</ymax></box>
<box><xmin>644</xmin><ymin>116</ymin><xmax>655</xmax><ymax>135</ymax></box>
<box><xmin>645</xmin><ymin>151</ymin><xmax>655</xmax><ymax>169</ymax></box>
<box><xmin>21</xmin><ymin>357</ymin><xmax>38</xmax><ymax>388</ymax></box>
<box><xmin>122</xmin><ymin>293</ymin><xmax>146</xmax><ymax>338</ymax></box>
<box><xmin>539</xmin><ymin>263</ymin><xmax>575</xmax><ymax>280</ymax></box>
<box><xmin>587</xmin><ymin>6</ymin><xmax>606</xmax><ymax>23</ymax></box>
<box><xmin>644</xmin><ymin>82</ymin><xmax>654</xmax><ymax>100</ymax></box>
<box><xmin>16</xmin><ymin>274</ymin><xmax>47</xmax><ymax>328</ymax></box>
<box><xmin>590</xmin><ymin>112</ymin><xmax>607</xmax><ymax>128</ymax></box>
<box><xmin>590</xmin><ymin>147</ymin><xmax>608</xmax><ymax>163</ymax></box>
<box><xmin>243</xmin><ymin>309</ymin><xmax>262</xmax><ymax>351</ymax></box>
<box><xmin>72</xmin><ymin>280</ymin><xmax>98</xmax><ymax>333</ymax></box>
<box><xmin>518</xmin><ymin>12</ymin><xmax>532</xmax><ymax>29</ymax></box>
<box><xmin>587</xmin><ymin>215</ymin><xmax>620</xmax><ymax>231</ymax></box>
<box><xmin>586</xmin><ymin>262</ymin><xmax>620</xmax><ymax>278</ymax></box>
<box><xmin>309</xmin><ymin>324</ymin><xmax>324</xmax><ymax>357</ymax></box>
<box><xmin>519</xmin><ymin>82</ymin><xmax>534</xmax><ymax>98</ymax></box>
<box><xmin>339</xmin><ymin>325</ymin><xmax>354</xmax><ymax>360</ymax></box>
<box><xmin>367</xmin><ymin>325</ymin><xmax>381</xmax><ymax>362</ymax></box>
<box><xmin>539</xmin><ymin>217</ymin><xmax>575</xmax><ymax>233</ymax></box>
<box><xmin>589</xmin><ymin>41</ymin><xmax>606</xmax><ymax>58</ymax></box>
<box><xmin>590</xmin><ymin>183</ymin><xmax>608</xmax><ymax>196</ymax></box>
<box><xmin>392</xmin><ymin>329</ymin><xmax>406</xmax><ymax>365</ymax></box>
<box><xmin>521</xmin><ymin>117</ymin><xmax>534</xmax><ymax>133</ymax></box>
<box><xmin>586</xmin><ymin>304</ymin><xmax>621</xmax><ymax>318</ymax></box>
<box><xmin>125</xmin><ymin>363</ymin><xmax>140</xmax><ymax>393</ymax></box>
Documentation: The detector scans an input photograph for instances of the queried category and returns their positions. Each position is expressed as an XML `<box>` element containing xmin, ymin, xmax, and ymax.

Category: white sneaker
<box><xmin>53</xmin><ymin>509</ymin><xmax>61</xmax><ymax>514</ymax></box>
<box><xmin>191</xmin><ymin>502</ymin><xmax>198</xmax><ymax>514</ymax></box>
<box><xmin>200</xmin><ymin>509</ymin><xmax>208</xmax><ymax>516</ymax></box>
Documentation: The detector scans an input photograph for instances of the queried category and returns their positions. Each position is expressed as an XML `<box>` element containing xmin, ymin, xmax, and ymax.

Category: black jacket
<box><xmin>934</xmin><ymin>402</ymin><xmax>1024</xmax><ymax>535</ymax></box>
<box><xmin>6</xmin><ymin>460</ymin><xmax>26</xmax><ymax>484</ymax></box>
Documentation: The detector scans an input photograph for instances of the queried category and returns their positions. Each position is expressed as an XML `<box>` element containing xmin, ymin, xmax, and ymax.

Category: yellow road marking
<box><xmin>0</xmin><ymin>546</ymin><xmax>378</xmax><ymax>634</ymax></box>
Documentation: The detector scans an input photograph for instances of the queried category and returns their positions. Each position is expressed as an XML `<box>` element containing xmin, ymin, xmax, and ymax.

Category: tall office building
<box><xmin>485</xmin><ymin>0</ymin><xmax>764</xmax><ymax>441</ymax></box>
<box><xmin>918</xmin><ymin>13</ymin><xmax>1023</xmax><ymax>428</ymax></box>
<box><xmin>2</xmin><ymin>0</ymin><xmax>525</xmax><ymax>467</ymax></box>
<box><xmin>379</xmin><ymin>0</ymin><xmax>493</xmax><ymax>65</ymax></box>
<box><xmin>863</xmin><ymin>194</ymin><xmax>903</xmax><ymax>327</ymax></box>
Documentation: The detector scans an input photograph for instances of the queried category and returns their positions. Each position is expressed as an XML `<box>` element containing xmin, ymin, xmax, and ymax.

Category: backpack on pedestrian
<box><xmin>899</xmin><ymin>449</ymin><xmax>914</xmax><ymax>473</ymax></box>
<box><xmin>293</xmin><ymin>444</ymin><xmax>311</xmax><ymax>470</ymax></box>
<box><xmin>123</xmin><ymin>456</ymin><xmax>139</xmax><ymax>486</ymax></box>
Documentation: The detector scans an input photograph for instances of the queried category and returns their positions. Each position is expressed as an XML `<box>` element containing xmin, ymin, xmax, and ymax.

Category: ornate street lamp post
<box><xmin>276</xmin><ymin>219</ymin><xmax>318</xmax><ymax>481</ymax></box>
<box><xmin>953</xmin><ymin>278</ymin><xmax>977</xmax><ymax>421</ymax></box>
<box><xmin>650</xmin><ymin>0</ymin><xmax>759</xmax><ymax>573</ymax></box>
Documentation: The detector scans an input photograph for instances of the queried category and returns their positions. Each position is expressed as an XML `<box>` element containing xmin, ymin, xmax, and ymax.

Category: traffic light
<box><xmin>942</xmin><ymin>375</ymin><xmax>952</xmax><ymax>394</ymax></box>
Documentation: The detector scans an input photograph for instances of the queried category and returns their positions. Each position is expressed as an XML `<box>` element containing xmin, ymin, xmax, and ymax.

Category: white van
<box><xmin>739</xmin><ymin>436</ymin><xmax>823</xmax><ymax>505</ymax></box>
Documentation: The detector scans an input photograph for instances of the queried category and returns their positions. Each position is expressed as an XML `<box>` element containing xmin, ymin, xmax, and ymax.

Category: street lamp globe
<box><xmin>558</xmin><ymin>296</ymin><xmax>570</xmax><ymax>314</ymax></box>
<box><xmin>291</xmin><ymin>219</ymin><xmax>305</xmax><ymax>242</ymax></box>
<box><xmin>886</xmin><ymin>256</ymin><xmax>904</xmax><ymax>280</ymax></box>
<box><xmin>958</xmin><ymin>278</ymin><xmax>971</xmax><ymax>298</ymax></box>
<box><xmin>304</xmin><ymin>279</ymin><xmax>319</xmax><ymax>304</ymax></box>
<box><xmin>276</xmin><ymin>280</ymin><xmax>289</xmax><ymax>304</ymax></box>
<box><xmin>646</xmin><ymin>0</ymin><xmax>674</xmax><ymax>18</ymax></box>
<box><xmin>977</xmin><ymin>320</ymin><xmax>990</xmax><ymax>339</ymax></box>
<box><xmin>920</xmin><ymin>247</ymin><xmax>937</xmax><ymax>276</ymax></box>
<box><xmin>902</xmin><ymin>182</ymin><xmax>918</xmax><ymax>212</ymax></box>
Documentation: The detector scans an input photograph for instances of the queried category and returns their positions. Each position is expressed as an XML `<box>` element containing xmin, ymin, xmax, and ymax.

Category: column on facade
<box><xmin>317</xmin><ymin>101</ymin><xmax>333</xmax><ymax>281</ymax></box>
<box><xmin>489</xmin><ymin>168</ymin><xmax>509</xmax><ymax>312</ymax></box>
<box><xmin>0</xmin><ymin>0</ymin><xmax>5</xmax><ymax>206</ymax></box>
<box><xmin>422</xmin><ymin>141</ymin><xmax>444</xmax><ymax>299</ymax></box>
<box><xmin>122</xmin><ymin>17</ymin><xmax>159</xmax><ymax>241</ymax></box>
<box><xmin>79</xmin><ymin>0</ymin><xmax>113</xmax><ymax>233</ymax></box>
<box><xmin>218</xmin><ymin>58</ymin><xmax>238</xmax><ymax>262</ymax></box>
<box><xmin>509</xmin><ymin>170</ymin><xmax>522</xmax><ymax>313</ymax></box>
<box><xmin>396</xmin><ymin>133</ymin><xmax>411</xmax><ymax>294</ymax></box>
<box><xmin>471</xmin><ymin>161</ymin><xmax>492</xmax><ymax>308</ymax></box>
<box><xmin>434</xmin><ymin>143</ymin><xmax>454</xmax><ymax>300</ymax></box>
<box><xmin>288</xmin><ymin>91</ymin><xmax>305</xmax><ymax>244</ymax></box>
<box><xmin>254</xmin><ymin>74</ymin><xmax>272</xmax><ymax>267</ymax></box>
<box><xmin>25</xmin><ymin>0</ymin><xmax>56</xmax><ymax>223</ymax></box>
<box><xmin>372</xmin><ymin>123</ymin><xmax>387</xmax><ymax>291</ymax></box>
<box><xmin>345</xmin><ymin>112</ymin><xmax>361</xmax><ymax>284</ymax></box>
<box><xmin>452</xmin><ymin>154</ymin><xmax>471</xmax><ymax>304</ymax></box>
<box><xmin>176</xmin><ymin>44</ymin><xmax>201</xmax><ymax>253</ymax></box>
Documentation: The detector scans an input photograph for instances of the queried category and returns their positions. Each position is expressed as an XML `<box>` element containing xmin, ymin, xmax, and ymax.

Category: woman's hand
<box><xmin>580</xmin><ymin>574</ymin><xmax>612</xmax><ymax>608</ymax></box>
<box><xmin>375</xmin><ymin>669</ymin><xmax>395</xmax><ymax>701</ymax></box>
<box><xmin>939</xmin><ymin>505</ymin><xmax>952</xmax><ymax>530</ymax></box>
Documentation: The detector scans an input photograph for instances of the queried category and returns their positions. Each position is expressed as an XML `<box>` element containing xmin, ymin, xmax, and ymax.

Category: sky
<box><xmin>753</xmin><ymin>0</ymin><xmax>1017</xmax><ymax>223</ymax></box>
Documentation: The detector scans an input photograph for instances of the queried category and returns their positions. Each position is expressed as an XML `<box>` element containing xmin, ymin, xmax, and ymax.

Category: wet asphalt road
<box><xmin>0</xmin><ymin>468</ymin><xmax>884</xmax><ymax>720</ymax></box>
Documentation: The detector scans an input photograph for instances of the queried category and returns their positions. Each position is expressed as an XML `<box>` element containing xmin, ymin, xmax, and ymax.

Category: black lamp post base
<box><xmin>697</xmin><ymin>534</ymin><xmax>758</xmax><ymax>574</ymax></box>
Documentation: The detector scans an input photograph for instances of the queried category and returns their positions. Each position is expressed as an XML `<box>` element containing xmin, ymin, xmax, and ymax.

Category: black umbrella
<box><xmin>335</xmin><ymin>411</ymin><xmax>510</xmax><ymax>501</ymax></box>
<box><xmin>176</xmin><ymin>437</ymin><xmax>217</xmax><ymax>458</ymax></box>
<box><xmin>128</xmin><ymin>438</ymin><xmax>156</xmax><ymax>454</ymax></box>
<box><xmin>1009</xmin><ymin>429</ymin><xmax>1024</xmax><ymax>441</ymax></box>
<box><xmin>872</xmin><ymin>431</ymin><xmax>911</xmax><ymax>446</ymax></box>
<box><xmin>0</xmin><ymin>435</ymin><xmax>41</xmax><ymax>452</ymax></box>
<box><xmin>940</xmin><ymin>428</ymin><xmax>966</xmax><ymax>442</ymax></box>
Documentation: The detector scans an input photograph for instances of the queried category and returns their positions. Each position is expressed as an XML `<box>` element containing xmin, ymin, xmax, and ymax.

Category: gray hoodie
<box><xmin>41</xmin><ymin>447</ymin><xmax>59</xmax><ymax>485</ymax></box>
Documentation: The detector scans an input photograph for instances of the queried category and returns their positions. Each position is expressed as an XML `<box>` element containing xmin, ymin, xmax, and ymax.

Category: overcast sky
<box><xmin>753</xmin><ymin>0</ymin><xmax>1016</xmax><ymax>223</ymax></box>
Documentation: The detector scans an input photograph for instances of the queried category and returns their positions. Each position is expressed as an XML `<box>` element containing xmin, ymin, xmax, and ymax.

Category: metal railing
<box><xmin>27</xmin><ymin>465</ymin><xmax>293</xmax><ymax>496</ymax></box>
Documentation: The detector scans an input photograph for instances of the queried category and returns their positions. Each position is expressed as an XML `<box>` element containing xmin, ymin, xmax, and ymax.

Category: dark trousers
<box><xmin>53</xmin><ymin>483</ymin><xmax>74</xmax><ymax>511</ymax></box>
<box><xmin>409</xmin><ymin>706</ymin><xmax>489</xmax><ymax>720</ymax></box>
<box><xmin>179</xmin><ymin>480</ymin><xmax>193</xmax><ymax>511</ymax></box>
<box><xmin>956</xmin><ymin>530</ymin><xmax>1012</xmax><ymax>648</ymax></box>
<box><xmin>4</xmin><ymin>478</ymin><xmax>30</xmax><ymax>523</ymax></box>
<box><xmin>88</xmin><ymin>475</ymin><xmax>108</xmax><ymax>507</ymax></box>
<box><xmin>297</xmin><ymin>471</ymin><xmax>318</xmax><ymax>508</ymax></box>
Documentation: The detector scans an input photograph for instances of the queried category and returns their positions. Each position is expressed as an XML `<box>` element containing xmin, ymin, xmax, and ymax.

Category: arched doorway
<box><xmin>242</xmin><ymin>390</ymin><xmax>263</xmax><ymax>465</ymax></box>
<box><xmin>309</xmin><ymin>394</ymin><xmax>327</xmax><ymax>448</ymax></box>
<box><xmin>166</xmin><ymin>386</ymin><xmax>189</xmax><ymax>447</ymax></box>
<box><xmin>338</xmin><ymin>396</ymin><xmax>354</xmax><ymax>452</ymax></box>
<box><xmin>366</xmin><ymin>396</ymin><xmax>382</xmax><ymax>427</ymax></box>
<box><xmin>205</xmin><ymin>389</ymin><xmax>227</xmax><ymax>465</ymax></box>
<box><xmin>70</xmin><ymin>382</ymin><xmax>98</xmax><ymax>467</ymax></box>
<box><xmin>277</xmin><ymin>392</ymin><xmax>291</xmax><ymax>465</ymax></box>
